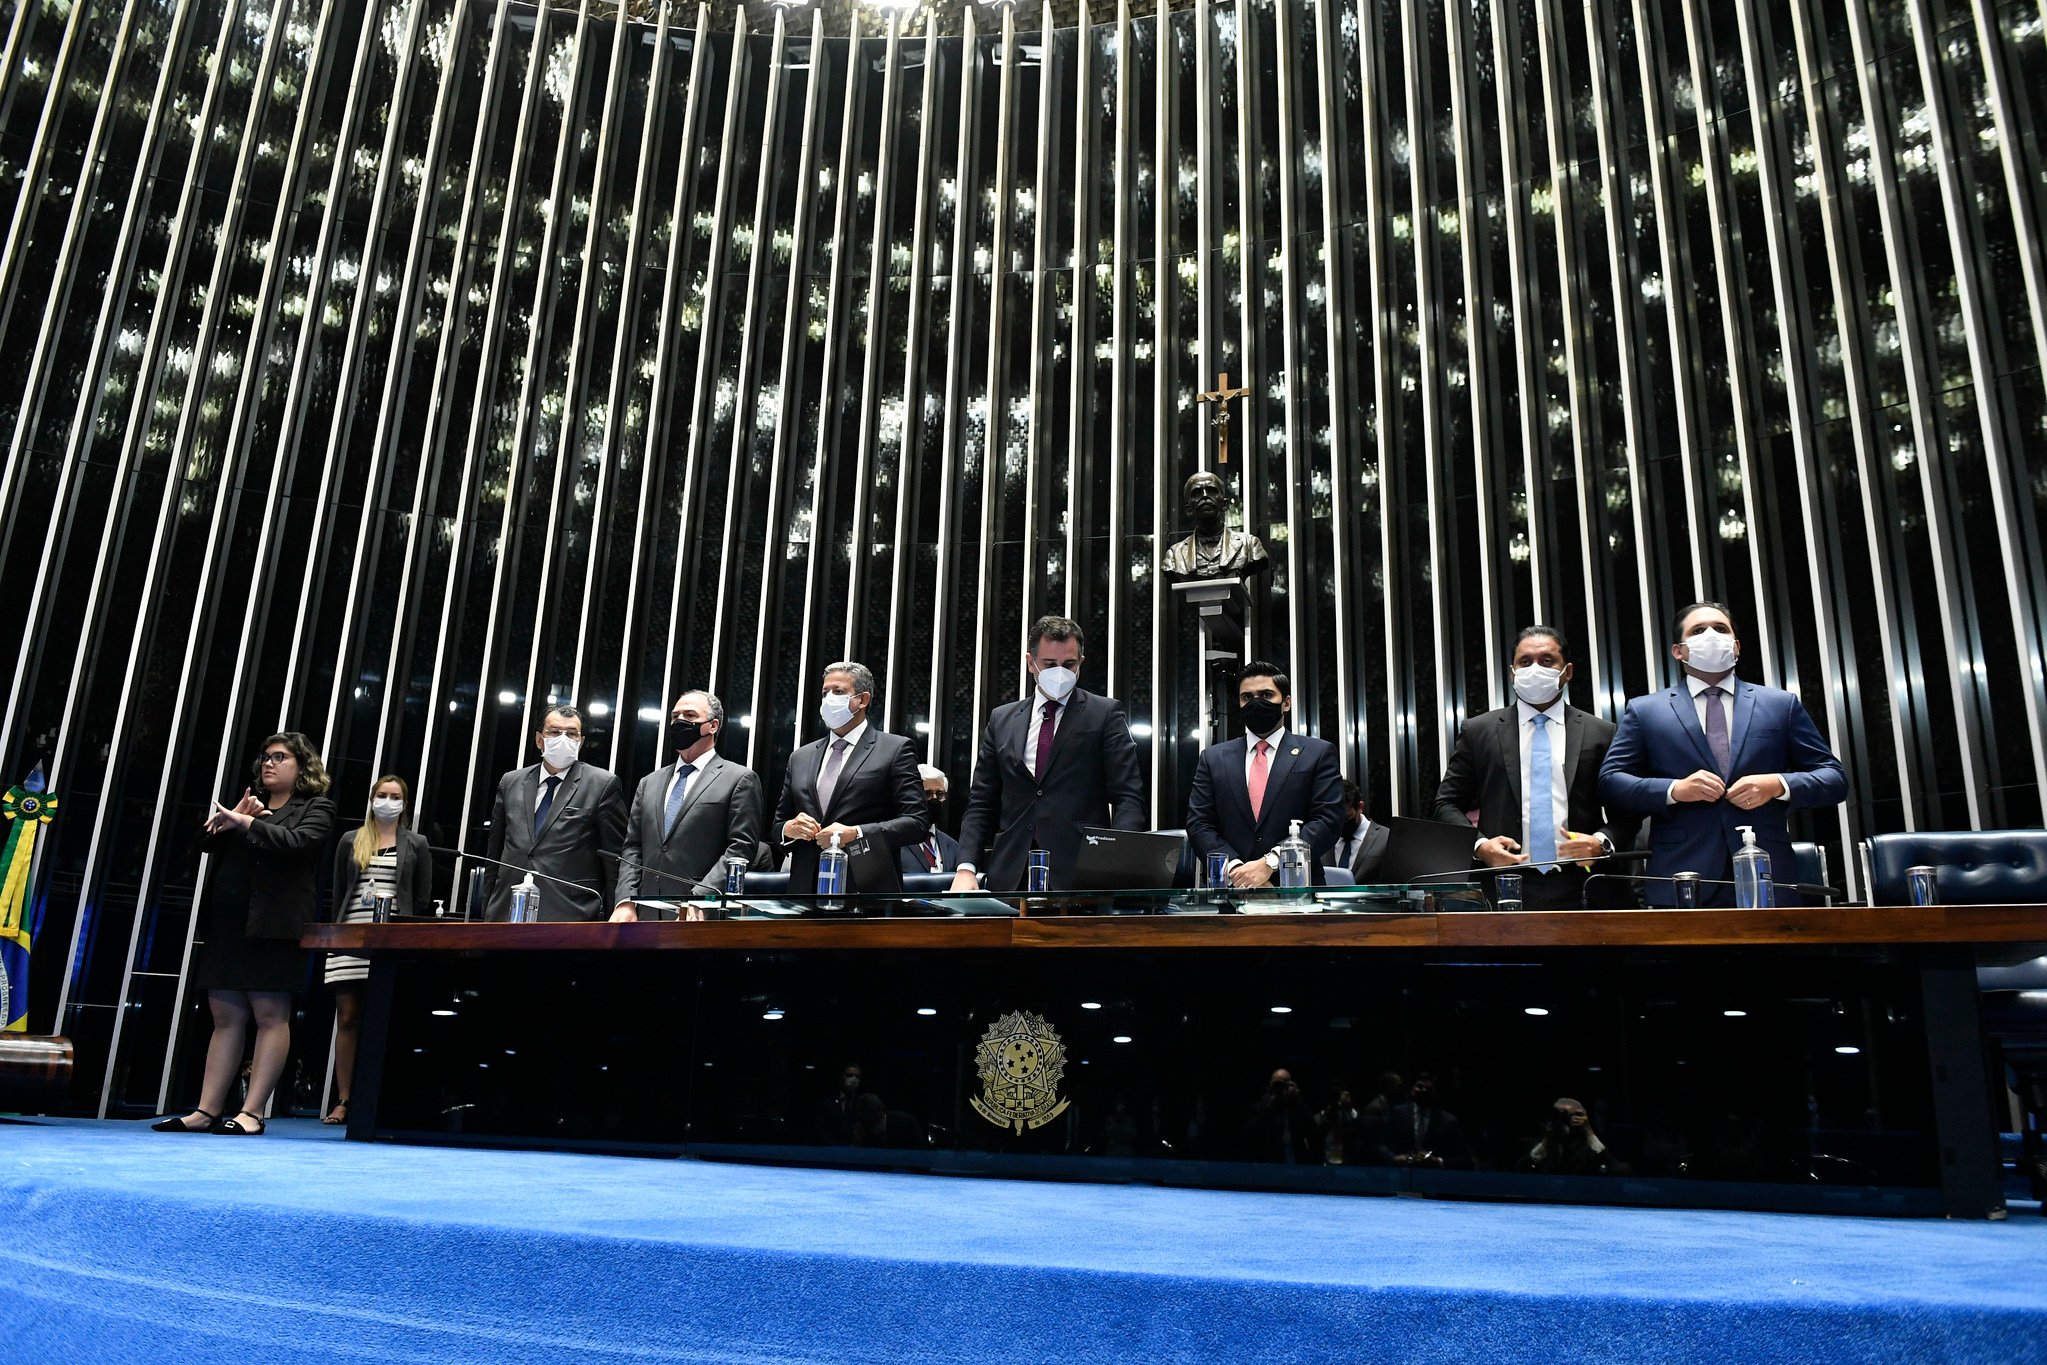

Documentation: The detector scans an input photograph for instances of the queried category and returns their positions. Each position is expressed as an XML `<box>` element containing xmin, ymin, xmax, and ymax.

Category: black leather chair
<box><xmin>1861</xmin><ymin>829</ymin><xmax>2047</xmax><ymax>906</ymax></box>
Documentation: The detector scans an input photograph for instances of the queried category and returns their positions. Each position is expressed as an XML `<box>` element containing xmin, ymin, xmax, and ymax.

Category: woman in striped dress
<box><xmin>326</xmin><ymin>775</ymin><xmax>432</xmax><ymax>1124</ymax></box>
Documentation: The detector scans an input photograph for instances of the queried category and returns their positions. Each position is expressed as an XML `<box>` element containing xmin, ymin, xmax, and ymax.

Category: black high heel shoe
<box><xmin>214</xmin><ymin>1110</ymin><xmax>267</xmax><ymax>1136</ymax></box>
<box><xmin>149</xmin><ymin>1109</ymin><xmax>217</xmax><ymax>1133</ymax></box>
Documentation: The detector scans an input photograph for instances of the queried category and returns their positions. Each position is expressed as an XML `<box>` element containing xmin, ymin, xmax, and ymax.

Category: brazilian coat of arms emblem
<box><xmin>969</xmin><ymin>1010</ymin><xmax>1071</xmax><ymax>1133</ymax></box>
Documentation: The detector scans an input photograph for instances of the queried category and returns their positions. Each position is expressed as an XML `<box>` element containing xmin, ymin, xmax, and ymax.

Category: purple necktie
<box><xmin>1704</xmin><ymin>686</ymin><xmax>1731</xmax><ymax>775</ymax></box>
<box><xmin>1034</xmin><ymin>700</ymin><xmax>1060</xmax><ymax>779</ymax></box>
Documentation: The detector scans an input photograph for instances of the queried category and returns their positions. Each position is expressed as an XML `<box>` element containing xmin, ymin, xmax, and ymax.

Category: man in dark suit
<box><xmin>950</xmin><ymin>614</ymin><xmax>1146</xmax><ymax>892</ymax></box>
<box><xmin>775</xmin><ymin>661</ymin><xmax>927</xmax><ymax>893</ymax></box>
<box><xmin>484</xmin><ymin>704</ymin><xmax>628</xmax><ymax>921</ymax></box>
<box><xmin>1432</xmin><ymin>625</ymin><xmax>1640</xmax><ymax>910</ymax></box>
<box><xmin>1327</xmin><ymin>779</ymin><xmax>1389</xmax><ymax>881</ymax></box>
<box><xmin>1186</xmin><ymin>660</ymin><xmax>1346</xmax><ymax>886</ymax></box>
<box><xmin>897</xmin><ymin>764</ymin><xmax>963</xmax><ymax>875</ymax></box>
<box><xmin>611</xmin><ymin>689</ymin><xmax>764</xmax><ymax>920</ymax></box>
<box><xmin>1599</xmin><ymin>601</ymin><xmax>1847</xmax><ymax>906</ymax></box>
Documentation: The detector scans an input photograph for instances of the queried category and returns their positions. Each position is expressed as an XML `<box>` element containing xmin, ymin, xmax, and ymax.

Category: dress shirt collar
<box><xmin>827</xmin><ymin>719</ymin><xmax>869</xmax><ymax>751</ymax></box>
<box><xmin>1514</xmin><ymin>698</ymin><xmax>1566</xmax><ymax>728</ymax></box>
<box><xmin>1248</xmin><ymin>726</ymin><xmax>1287</xmax><ymax>753</ymax></box>
<box><xmin>1685</xmin><ymin>672</ymin><xmax>1735</xmax><ymax>700</ymax></box>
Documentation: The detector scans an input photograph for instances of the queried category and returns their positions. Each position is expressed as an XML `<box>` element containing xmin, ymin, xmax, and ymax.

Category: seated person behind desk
<box><xmin>1598</xmin><ymin>601</ymin><xmax>1846</xmax><ymax>906</ymax></box>
<box><xmin>1432</xmin><ymin>625</ymin><xmax>1639</xmax><ymax>909</ymax></box>
<box><xmin>898</xmin><ymin>764</ymin><xmax>961</xmax><ymax>875</ymax></box>
<box><xmin>775</xmin><ymin>661</ymin><xmax>927</xmax><ymax>893</ymax></box>
<box><xmin>612</xmin><ymin>690</ymin><xmax>763</xmax><ymax>920</ymax></box>
<box><xmin>1328</xmin><ymin>779</ymin><xmax>1389</xmax><ymax>881</ymax></box>
<box><xmin>1186</xmin><ymin>660</ymin><xmax>1346</xmax><ymax>887</ymax></box>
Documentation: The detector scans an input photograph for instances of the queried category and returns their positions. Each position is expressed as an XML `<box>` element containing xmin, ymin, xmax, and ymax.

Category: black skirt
<box><xmin>190</xmin><ymin>834</ymin><xmax>308</xmax><ymax>994</ymax></box>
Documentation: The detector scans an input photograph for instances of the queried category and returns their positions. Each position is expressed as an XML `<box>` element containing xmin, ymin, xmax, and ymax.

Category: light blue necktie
<box><xmin>1528</xmin><ymin>714</ymin><xmax>1557</xmax><ymax>870</ymax></box>
<box><xmin>663</xmin><ymin>762</ymin><xmax>696</xmax><ymax>839</ymax></box>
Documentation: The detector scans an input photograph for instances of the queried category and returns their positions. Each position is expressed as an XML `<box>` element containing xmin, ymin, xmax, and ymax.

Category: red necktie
<box><xmin>1249</xmin><ymin>739</ymin><xmax>1271</xmax><ymax>821</ymax></box>
<box><xmin>1035</xmin><ymin>700</ymin><xmax>1060</xmax><ymax>779</ymax></box>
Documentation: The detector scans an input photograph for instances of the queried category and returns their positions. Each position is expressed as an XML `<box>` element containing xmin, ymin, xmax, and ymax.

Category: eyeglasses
<box><xmin>259</xmin><ymin>751</ymin><xmax>294</xmax><ymax>765</ymax></box>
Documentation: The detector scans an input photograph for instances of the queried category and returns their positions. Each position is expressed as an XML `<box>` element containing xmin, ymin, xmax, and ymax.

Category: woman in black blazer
<box><xmin>152</xmin><ymin>732</ymin><xmax>335</xmax><ymax>1135</ymax></box>
<box><xmin>324</xmin><ymin>775</ymin><xmax>431</xmax><ymax>1123</ymax></box>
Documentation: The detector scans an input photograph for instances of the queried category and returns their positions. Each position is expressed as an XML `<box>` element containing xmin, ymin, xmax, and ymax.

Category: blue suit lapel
<box><xmin>1665</xmin><ymin>685</ymin><xmax>1715</xmax><ymax>772</ymax></box>
<box><xmin>1727</xmin><ymin>678</ymin><xmax>1756</xmax><ymax>772</ymax></box>
<box><xmin>1214</xmin><ymin>738</ymin><xmax>1255</xmax><ymax>828</ymax></box>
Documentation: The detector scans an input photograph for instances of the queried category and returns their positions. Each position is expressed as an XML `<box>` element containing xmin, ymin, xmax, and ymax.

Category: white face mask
<box><xmin>1035</xmin><ymin>665</ymin><xmax>1078</xmax><ymax>703</ymax></box>
<box><xmin>542</xmin><ymin>734</ymin><xmax>580</xmax><ymax>770</ymax></box>
<box><xmin>820</xmin><ymin>693</ymin><xmax>856</xmax><ymax>729</ymax></box>
<box><xmin>370</xmin><ymin>797</ymin><xmax>404</xmax><ymax>822</ymax></box>
<box><xmin>1682</xmin><ymin>630</ymin><xmax>1737</xmax><ymax>675</ymax></box>
<box><xmin>1512</xmin><ymin>664</ymin><xmax>1564</xmax><ymax>707</ymax></box>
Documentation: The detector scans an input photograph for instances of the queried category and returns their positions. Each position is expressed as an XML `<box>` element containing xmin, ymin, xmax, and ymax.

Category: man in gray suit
<box><xmin>776</xmin><ymin>661</ymin><xmax>928</xmax><ymax>893</ymax></box>
<box><xmin>611</xmin><ymin>689</ymin><xmax>764</xmax><ymax>921</ymax></box>
<box><xmin>484</xmin><ymin>704</ymin><xmax>628</xmax><ymax>921</ymax></box>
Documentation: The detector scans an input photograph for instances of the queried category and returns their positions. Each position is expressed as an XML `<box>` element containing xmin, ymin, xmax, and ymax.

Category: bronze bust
<box><xmin>1164</xmin><ymin>472</ymin><xmax>1271</xmax><ymax>581</ymax></box>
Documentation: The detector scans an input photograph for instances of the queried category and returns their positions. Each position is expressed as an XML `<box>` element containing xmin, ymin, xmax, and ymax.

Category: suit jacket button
<box><xmin>1037</xmin><ymin>789</ymin><xmax>1044</xmax><ymax>797</ymax></box>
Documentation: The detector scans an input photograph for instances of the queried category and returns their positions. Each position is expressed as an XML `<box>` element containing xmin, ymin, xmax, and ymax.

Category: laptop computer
<box><xmin>1372</xmin><ymin>815</ymin><xmax>1482</xmax><ymax>885</ymax></box>
<box><xmin>1072</xmin><ymin>827</ymin><xmax>1187</xmax><ymax>890</ymax></box>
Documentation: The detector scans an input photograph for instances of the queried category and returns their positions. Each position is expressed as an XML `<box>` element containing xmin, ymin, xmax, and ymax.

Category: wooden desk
<box><xmin>308</xmin><ymin>905</ymin><xmax>2045</xmax><ymax>1219</ymax></box>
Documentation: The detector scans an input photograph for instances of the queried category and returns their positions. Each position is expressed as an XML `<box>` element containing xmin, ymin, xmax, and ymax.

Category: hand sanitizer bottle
<box><xmin>510</xmin><ymin>873</ymin><xmax>541</xmax><ymax>924</ymax></box>
<box><xmin>1275</xmin><ymin>820</ymin><xmax>1313</xmax><ymax>891</ymax></box>
<box><xmin>817</xmin><ymin>831</ymin><xmax>849</xmax><ymax>897</ymax></box>
<box><xmin>1732</xmin><ymin>825</ymin><xmax>1773</xmax><ymax>909</ymax></box>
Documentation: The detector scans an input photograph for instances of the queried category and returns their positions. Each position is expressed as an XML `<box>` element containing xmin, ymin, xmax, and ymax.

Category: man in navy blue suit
<box><xmin>1186</xmin><ymin>661</ymin><xmax>1346</xmax><ymax>887</ymax></box>
<box><xmin>1599</xmin><ymin>601</ymin><xmax>1846</xmax><ymax>906</ymax></box>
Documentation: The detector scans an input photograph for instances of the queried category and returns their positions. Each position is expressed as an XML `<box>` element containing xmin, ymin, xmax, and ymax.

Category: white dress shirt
<box><xmin>535</xmin><ymin>760</ymin><xmax>573</xmax><ymax>813</ymax></box>
<box><xmin>663</xmin><ymin>751</ymin><xmax>708</xmax><ymax>812</ymax></box>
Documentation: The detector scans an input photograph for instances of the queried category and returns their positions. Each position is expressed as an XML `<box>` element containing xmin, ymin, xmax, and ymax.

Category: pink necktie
<box><xmin>1249</xmin><ymin>739</ymin><xmax>1271</xmax><ymax>821</ymax></box>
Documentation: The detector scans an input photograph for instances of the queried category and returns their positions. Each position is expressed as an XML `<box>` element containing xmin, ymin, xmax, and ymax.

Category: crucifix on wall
<box><xmin>1195</xmin><ymin>371</ymin><xmax>1250</xmax><ymax>466</ymax></box>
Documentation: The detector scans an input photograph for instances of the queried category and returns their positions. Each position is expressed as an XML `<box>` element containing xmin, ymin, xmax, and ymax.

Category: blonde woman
<box><xmin>324</xmin><ymin>775</ymin><xmax>432</xmax><ymax>1124</ymax></box>
<box><xmin>153</xmin><ymin>732</ymin><xmax>335</xmax><ymax>1135</ymax></box>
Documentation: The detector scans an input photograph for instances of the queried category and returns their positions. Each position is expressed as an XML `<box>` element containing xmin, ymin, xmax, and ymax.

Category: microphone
<box><xmin>426</xmin><ymin>845</ymin><xmax>598</xmax><ymax>896</ymax></box>
<box><xmin>593</xmin><ymin>847</ymin><xmax>730</xmax><ymax>904</ymax></box>
<box><xmin>427</xmin><ymin>846</ymin><xmax>605</xmax><ymax>921</ymax></box>
<box><xmin>1403</xmin><ymin>849</ymin><xmax>1654</xmax><ymax>884</ymax></box>
<box><xmin>1579</xmin><ymin>871</ymin><xmax>1839</xmax><ymax>907</ymax></box>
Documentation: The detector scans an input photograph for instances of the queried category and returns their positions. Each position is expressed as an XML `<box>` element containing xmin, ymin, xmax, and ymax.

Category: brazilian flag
<box><xmin>0</xmin><ymin>764</ymin><xmax>56</xmax><ymax>1032</ymax></box>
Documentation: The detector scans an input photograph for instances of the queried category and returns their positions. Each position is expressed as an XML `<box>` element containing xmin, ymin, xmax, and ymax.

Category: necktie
<box><xmin>817</xmin><ymin>737</ymin><xmax>850</xmax><ymax>814</ymax></box>
<box><xmin>1704</xmin><ymin>686</ymin><xmax>1732</xmax><ymax>775</ymax></box>
<box><xmin>533</xmin><ymin>774</ymin><xmax>561</xmax><ymax>839</ymax></box>
<box><xmin>663</xmin><ymin>762</ymin><xmax>696</xmax><ymax>839</ymax></box>
<box><xmin>1528</xmin><ymin>714</ymin><xmax>1556</xmax><ymax>870</ymax></box>
<box><xmin>1034</xmin><ymin>700</ymin><xmax>1060</xmax><ymax>780</ymax></box>
<box><xmin>917</xmin><ymin>839</ymin><xmax>937</xmax><ymax>870</ymax></box>
<box><xmin>1249</xmin><ymin>739</ymin><xmax>1271</xmax><ymax>821</ymax></box>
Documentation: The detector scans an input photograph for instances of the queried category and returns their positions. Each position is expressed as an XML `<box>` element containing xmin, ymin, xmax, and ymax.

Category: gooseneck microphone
<box><xmin>1401</xmin><ymin>849</ymin><xmax>1654</xmax><ymax>884</ymax></box>
<box><xmin>593</xmin><ymin>847</ymin><xmax>730</xmax><ymax>903</ymax></box>
<box><xmin>426</xmin><ymin>845</ymin><xmax>598</xmax><ymax>896</ymax></box>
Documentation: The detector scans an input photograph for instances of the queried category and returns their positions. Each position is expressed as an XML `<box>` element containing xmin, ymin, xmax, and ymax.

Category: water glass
<box><xmin>1494</xmin><ymin>872</ymin><xmax>1523</xmax><ymax>913</ymax></box>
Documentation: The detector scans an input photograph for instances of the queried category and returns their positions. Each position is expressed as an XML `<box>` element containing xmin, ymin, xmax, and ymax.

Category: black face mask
<box><xmin>670</xmin><ymin>718</ymin><xmax>705</xmax><ymax>751</ymax></box>
<box><xmin>1240</xmin><ymin>695</ymin><xmax>1285</xmax><ymax>736</ymax></box>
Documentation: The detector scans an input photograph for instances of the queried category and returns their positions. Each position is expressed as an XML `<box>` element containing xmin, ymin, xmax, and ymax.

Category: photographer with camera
<box><xmin>1521</xmin><ymin>1097</ymin><xmax>1628</xmax><ymax>1176</ymax></box>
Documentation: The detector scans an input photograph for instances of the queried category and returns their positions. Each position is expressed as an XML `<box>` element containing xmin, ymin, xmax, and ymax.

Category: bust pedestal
<box><xmin>1170</xmin><ymin>577</ymin><xmax>1249</xmax><ymax>749</ymax></box>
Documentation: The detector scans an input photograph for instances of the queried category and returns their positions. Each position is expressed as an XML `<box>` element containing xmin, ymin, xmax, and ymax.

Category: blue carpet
<box><xmin>4</xmin><ymin>1118</ymin><xmax>2047</xmax><ymax>1362</ymax></box>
